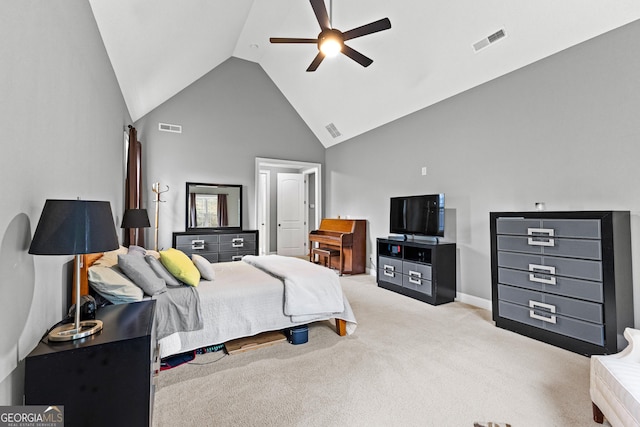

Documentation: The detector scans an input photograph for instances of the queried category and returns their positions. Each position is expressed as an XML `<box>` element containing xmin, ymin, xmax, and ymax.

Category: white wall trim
<box><xmin>456</xmin><ymin>292</ymin><xmax>492</xmax><ymax>311</ymax></box>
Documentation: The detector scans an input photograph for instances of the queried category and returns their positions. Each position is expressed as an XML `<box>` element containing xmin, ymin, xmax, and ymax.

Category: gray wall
<box><xmin>325</xmin><ymin>19</ymin><xmax>640</xmax><ymax>323</ymax></box>
<box><xmin>0</xmin><ymin>2</ymin><xmax>130</xmax><ymax>404</ymax></box>
<box><xmin>134</xmin><ymin>58</ymin><xmax>325</xmax><ymax>251</ymax></box>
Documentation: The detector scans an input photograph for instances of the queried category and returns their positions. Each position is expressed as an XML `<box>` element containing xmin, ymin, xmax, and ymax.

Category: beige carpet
<box><xmin>153</xmin><ymin>274</ymin><xmax>603</xmax><ymax>427</ymax></box>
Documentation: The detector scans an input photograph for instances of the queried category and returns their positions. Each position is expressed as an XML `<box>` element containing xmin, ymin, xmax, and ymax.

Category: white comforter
<box><xmin>242</xmin><ymin>254</ymin><xmax>344</xmax><ymax>321</ymax></box>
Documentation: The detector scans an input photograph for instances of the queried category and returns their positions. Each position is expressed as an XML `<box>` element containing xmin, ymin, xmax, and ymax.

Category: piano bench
<box><xmin>310</xmin><ymin>247</ymin><xmax>341</xmax><ymax>274</ymax></box>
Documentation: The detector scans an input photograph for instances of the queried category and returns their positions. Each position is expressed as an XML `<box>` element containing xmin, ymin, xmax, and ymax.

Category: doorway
<box><xmin>254</xmin><ymin>158</ymin><xmax>322</xmax><ymax>256</ymax></box>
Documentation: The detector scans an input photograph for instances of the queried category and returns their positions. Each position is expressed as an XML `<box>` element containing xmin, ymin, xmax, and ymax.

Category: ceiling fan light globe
<box><xmin>320</xmin><ymin>38</ymin><xmax>342</xmax><ymax>56</ymax></box>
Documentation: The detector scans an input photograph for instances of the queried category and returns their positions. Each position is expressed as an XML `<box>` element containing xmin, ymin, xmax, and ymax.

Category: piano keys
<box><xmin>309</xmin><ymin>218</ymin><xmax>366</xmax><ymax>275</ymax></box>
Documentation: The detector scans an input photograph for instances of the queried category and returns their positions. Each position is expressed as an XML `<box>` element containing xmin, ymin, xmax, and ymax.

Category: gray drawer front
<box><xmin>496</xmin><ymin>235</ymin><xmax>601</xmax><ymax>260</ymax></box>
<box><xmin>497</xmin><ymin>251</ymin><xmax>602</xmax><ymax>282</ymax></box>
<box><xmin>220</xmin><ymin>241</ymin><xmax>256</xmax><ymax>252</ymax></box>
<box><xmin>498</xmin><ymin>284</ymin><xmax>602</xmax><ymax>324</ymax></box>
<box><xmin>219</xmin><ymin>252</ymin><xmax>247</xmax><ymax>262</ymax></box>
<box><xmin>498</xmin><ymin>300</ymin><xmax>604</xmax><ymax>345</ymax></box>
<box><xmin>379</xmin><ymin>256</ymin><xmax>403</xmax><ymax>286</ymax></box>
<box><xmin>175</xmin><ymin>234</ymin><xmax>219</xmax><ymax>247</ymax></box>
<box><xmin>402</xmin><ymin>274</ymin><xmax>432</xmax><ymax>296</ymax></box>
<box><xmin>220</xmin><ymin>233</ymin><xmax>256</xmax><ymax>244</ymax></box>
<box><xmin>497</xmin><ymin>267</ymin><xmax>603</xmax><ymax>303</ymax></box>
<box><xmin>496</xmin><ymin>218</ymin><xmax>601</xmax><ymax>239</ymax></box>
<box><xmin>402</xmin><ymin>262</ymin><xmax>432</xmax><ymax>281</ymax></box>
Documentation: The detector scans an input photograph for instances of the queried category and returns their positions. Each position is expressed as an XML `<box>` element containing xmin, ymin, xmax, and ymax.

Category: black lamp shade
<box><xmin>29</xmin><ymin>200</ymin><xmax>120</xmax><ymax>255</ymax></box>
<box><xmin>121</xmin><ymin>208</ymin><xmax>151</xmax><ymax>229</ymax></box>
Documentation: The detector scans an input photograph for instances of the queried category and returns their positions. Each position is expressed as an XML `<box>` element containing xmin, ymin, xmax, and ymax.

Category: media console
<box><xmin>376</xmin><ymin>237</ymin><xmax>456</xmax><ymax>305</ymax></box>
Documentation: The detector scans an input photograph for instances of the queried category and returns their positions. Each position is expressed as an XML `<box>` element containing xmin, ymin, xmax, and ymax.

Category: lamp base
<box><xmin>48</xmin><ymin>319</ymin><xmax>103</xmax><ymax>342</ymax></box>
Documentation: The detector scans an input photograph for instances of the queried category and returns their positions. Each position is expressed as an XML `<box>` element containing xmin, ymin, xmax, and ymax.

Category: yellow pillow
<box><xmin>159</xmin><ymin>248</ymin><xmax>201</xmax><ymax>286</ymax></box>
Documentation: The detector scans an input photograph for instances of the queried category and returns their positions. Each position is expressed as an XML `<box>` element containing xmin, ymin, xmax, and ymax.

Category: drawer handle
<box><xmin>191</xmin><ymin>239</ymin><xmax>205</xmax><ymax>250</ymax></box>
<box><xmin>529</xmin><ymin>300</ymin><xmax>557</xmax><ymax>324</ymax></box>
<box><xmin>408</xmin><ymin>270</ymin><xmax>422</xmax><ymax>285</ymax></box>
<box><xmin>527</xmin><ymin>228</ymin><xmax>555</xmax><ymax>247</ymax></box>
<box><xmin>528</xmin><ymin>264</ymin><xmax>556</xmax><ymax>285</ymax></box>
<box><xmin>232</xmin><ymin>242</ymin><xmax>244</xmax><ymax>248</ymax></box>
<box><xmin>232</xmin><ymin>255</ymin><xmax>243</xmax><ymax>261</ymax></box>
<box><xmin>232</xmin><ymin>237</ymin><xmax>244</xmax><ymax>243</ymax></box>
<box><xmin>383</xmin><ymin>264</ymin><xmax>395</xmax><ymax>277</ymax></box>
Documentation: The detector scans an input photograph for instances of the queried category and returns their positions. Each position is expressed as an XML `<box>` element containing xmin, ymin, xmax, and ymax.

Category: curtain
<box><xmin>218</xmin><ymin>194</ymin><xmax>228</xmax><ymax>227</ymax></box>
<box><xmin>189</xmin><ymin>192</ymin><xmax>197</xmax><ymax>227</ymax></box>
<box><xmin>124</xmin><ymin>125</ymin><xmax>144</xmax><ymax>247</ymax></box>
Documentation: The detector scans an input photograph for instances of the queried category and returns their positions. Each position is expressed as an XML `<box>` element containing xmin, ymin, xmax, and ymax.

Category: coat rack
<box><xmin>152</xmin><ymin>182</ymin><xmax>169</xmax><ymax>251</ymax></box>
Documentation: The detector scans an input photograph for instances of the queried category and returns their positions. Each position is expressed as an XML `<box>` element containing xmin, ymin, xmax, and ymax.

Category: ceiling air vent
<box><xmin>158</xmin><ymin>123</ymin><xmax>182</xmax><ymax>133</ymax></box>
<box><xmin>325</xmin><ymin>123</ymin><xmax>341</xmax><ymax>138</ymax></box>
<box><xmin>473</xmin><ymin>28</ymin><xmax>506</xmax><ymax>53</ymax></box>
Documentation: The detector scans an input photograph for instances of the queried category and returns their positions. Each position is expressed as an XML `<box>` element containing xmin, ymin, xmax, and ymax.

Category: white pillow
<box><xmin>88</xmin><ymin>264</ymin><xmax>143</xmax><ymax>304</ymax></box>
<box><xmin>97</xmin><ymin>245</ymin><xmax>129</xmax><ymax>267</ymax></box>
<box><xmin>192</xmin><ymin>254</ymin><xmax>215</xmax><ymax>281</ymax></box>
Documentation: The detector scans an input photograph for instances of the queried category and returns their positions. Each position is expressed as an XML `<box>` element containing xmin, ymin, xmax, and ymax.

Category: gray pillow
<box><xmin>127</xmin><ymin>245</ymin><xmax>147</xmax><ymax>257</ymax></box>
<box><xmin>118</xmin><ymin>254</ymin><xmax>167</xmax><ymax>296</ymax></box>
<box><xmin>145</xmin><ymin>255</ymin><xmax>183</xmax><ymax>287</ymax></box>
<box><xmin>192</xmin><ymin>254</ymin><xmax>215</xmax><ymax>281</ymax></box>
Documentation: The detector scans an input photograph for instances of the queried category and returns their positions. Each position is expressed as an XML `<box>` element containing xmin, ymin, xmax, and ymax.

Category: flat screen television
<box><xmin>389</xmin><ymin>194</ymin><xmax>445</xmax><ymax>237</ymax></box>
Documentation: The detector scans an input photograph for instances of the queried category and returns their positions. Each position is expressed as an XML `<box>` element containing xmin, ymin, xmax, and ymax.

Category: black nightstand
<box><xmin>25</xmin><ymin>300</ymin><xmax>157</xmax><ymax>427</ymax></box>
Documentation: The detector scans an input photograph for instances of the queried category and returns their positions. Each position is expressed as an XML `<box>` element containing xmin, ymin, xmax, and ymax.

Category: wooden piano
<box><xmin>309</xmin><ymin>218</ymin><xmax>366</xmax><ymax>275</ymax></box>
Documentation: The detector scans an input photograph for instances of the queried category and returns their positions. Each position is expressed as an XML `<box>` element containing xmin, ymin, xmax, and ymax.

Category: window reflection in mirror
<box><xmin>186</xmin><ymin>183</ymin><xmax>242</xmax><ymax>230</ymax></box>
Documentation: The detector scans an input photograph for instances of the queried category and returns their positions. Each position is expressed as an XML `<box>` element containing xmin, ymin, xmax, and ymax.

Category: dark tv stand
<box><xmin>376</xmin><ymin>237</ymin><xmax>456</xmax><ymax>305</ymax></box>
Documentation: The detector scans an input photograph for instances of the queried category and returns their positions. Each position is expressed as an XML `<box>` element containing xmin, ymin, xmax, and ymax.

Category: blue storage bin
<box><xmin>287</xmin><ymin>325</ymin><xmax>308</xmax><ymax>345</ymax></box>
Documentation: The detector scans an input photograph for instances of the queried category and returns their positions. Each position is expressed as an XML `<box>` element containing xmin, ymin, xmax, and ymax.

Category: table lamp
<box><xmin>121</xmin><ymin>208</ymin><xmax>150</xmax><ymax>244</ymax></box>
<box><xmin>29</xmin><ymin>199</ymin><xmax>119</xmax><ymax>342</ymax></box>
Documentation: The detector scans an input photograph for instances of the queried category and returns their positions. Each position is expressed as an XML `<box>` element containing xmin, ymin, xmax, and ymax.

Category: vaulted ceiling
<box><xmin>89</xmin><ymin>1</ymin><xmax>640</xmax><ymax>148</ymax></box>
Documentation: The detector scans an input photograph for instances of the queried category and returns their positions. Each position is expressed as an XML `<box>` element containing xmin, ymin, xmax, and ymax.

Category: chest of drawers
<box><xmin>173</xmin><ymin>230</ymin><xmax>258</xmax><ymax>263</ymax></box>
<box><xmin>490</xmin><ymin>211</ymin><xmax>633</xmax><ymax>355</ymax></box>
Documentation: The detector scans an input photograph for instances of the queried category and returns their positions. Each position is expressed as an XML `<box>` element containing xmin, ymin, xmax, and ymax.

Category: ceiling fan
<box><xmin>269</xmin><ymin>0</ymin><xmax>391</xmax><ymax>72</ymax></box>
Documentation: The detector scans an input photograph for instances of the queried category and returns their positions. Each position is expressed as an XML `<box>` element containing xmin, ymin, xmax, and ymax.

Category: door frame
<box><xmin>258</xmin><ymin>169</ymin><xmax>270</xmax><ymax>255</ymax></box>
<box><xmin>254</xmin><ymin>157</ymin><xmax>322</xmax><ymax>255</ymax></box>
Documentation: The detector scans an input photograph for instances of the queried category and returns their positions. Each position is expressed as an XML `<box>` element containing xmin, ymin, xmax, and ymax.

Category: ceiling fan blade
<box><xmin>270</xmin><ymin>37</ymin><xmax>318</xmax><ymax>44</ymax></box>
<box><xmin>306</xmin><ymin>52</ymin><xmax>326</xmax><ymax>72</ymax></box>
<box><xmin>341</xmin><ymin>44</ymin><xmax>373</xmax><ymax>67</ymax></box>
<box><xmin>310</xmin><ymin>0</ymin><xmax>331</xmax><ymax>30</ymax></box>
<box><xmin>342</xmin><ymin>18</ymin><xmax>391</xmax><ymax>41</ymax></box>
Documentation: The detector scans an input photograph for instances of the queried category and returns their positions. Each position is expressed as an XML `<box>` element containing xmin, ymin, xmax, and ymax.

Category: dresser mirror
<box><xmin>186</xmin><ymin>182</ymin><xmax>242</xmax><ymax>230</ymax></box>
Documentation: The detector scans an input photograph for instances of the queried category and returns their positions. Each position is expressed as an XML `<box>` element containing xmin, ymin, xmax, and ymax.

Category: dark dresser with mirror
<box><xmin>175</xmin><ymin>182</ymin><xmax>258</xmax><ymax>262</ymax></box>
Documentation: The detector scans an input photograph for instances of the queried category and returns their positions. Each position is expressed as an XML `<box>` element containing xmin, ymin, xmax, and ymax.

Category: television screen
<box><xmin>389</xmin><ymin>194</ymin><xmax>445</xmax><ymax>237</ymax></box>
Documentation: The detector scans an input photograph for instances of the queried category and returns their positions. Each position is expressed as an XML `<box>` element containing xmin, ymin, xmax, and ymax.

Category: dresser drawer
<box><xmin>220</xmin><ymin>233</ymin><xmax>256</xmax><ymax>244</ymax></box>
<box><xmin>497</xmin><ymin>267</ymin><xmax>603</xmax><ymax>303</ymax></box>
<box><xmin>220</xmin><ymin>240</ymin><xmax>256</xmax><ymax>252</ymax></box>
<box><xmin>378</xmin><ymin>256</ymin><xmax>403</xmax><ymax>286</ymax></box>
<box><xmin>402</xmin><ymin>261</ymin><xmax>432</xmax><ymax>281</ymax></box>
<box><xmin>498</xmin><ymin>284</ymin><xmax>602</xmax><ymax>324</ymax></box>
<box><xmin>498</xmin><ymin>300</ymin><xmax>604</xmax><ymax>345</ymax></box>
<box><xmin>496</xmin><ymin>218</ymin><xmax>601</xmax><ymax>239</ymax></box>
<box><xmin>497</xmin><ymin>251</ymin><xmax>602</xmax><ymax>282</ymax></box>
<box><xmin>219</xmin><ymin>252</ymin><xmax>248</xmax><ymax>262</ymax></box>
<box><xmin>175</xmin><ymin>234</ymin><xmax>219</xmax><ymax>247</ymax></box>
<box><xmin>402</xmin><ymin>274</ymin><xmax>432</xmax><ymax>296</ymax></box>
<box><xmin>496</xmin><ymin>235</ymin><xmax>601</xmax><ymax>260</ymax></box>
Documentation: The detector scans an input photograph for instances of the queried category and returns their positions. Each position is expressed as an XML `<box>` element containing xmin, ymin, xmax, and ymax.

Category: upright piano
<box><xmin>309</xmin><ymin>218</ymin><xmax>367</xmax><ymax>275</ymax></box>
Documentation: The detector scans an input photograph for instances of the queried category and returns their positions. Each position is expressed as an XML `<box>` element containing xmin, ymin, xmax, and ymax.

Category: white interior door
<box><xmin>277</xmin><ymin>173</ymin><xmax>305</xmax><ymax>256</ymax></box>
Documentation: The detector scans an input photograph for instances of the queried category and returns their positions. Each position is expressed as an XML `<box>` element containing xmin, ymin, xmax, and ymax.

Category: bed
<box><xmin>76</xmin><ymin>248</ymin><xmax>357</xmax><ymax>359</ymax></box>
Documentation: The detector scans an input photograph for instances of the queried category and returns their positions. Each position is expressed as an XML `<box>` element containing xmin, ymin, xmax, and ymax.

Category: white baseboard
<box><xmin>456</xmin><ymin>292</ymin><xmax>492</xmax><ymax>311</ymax></box>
